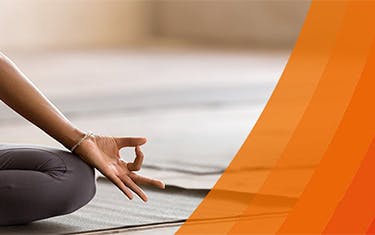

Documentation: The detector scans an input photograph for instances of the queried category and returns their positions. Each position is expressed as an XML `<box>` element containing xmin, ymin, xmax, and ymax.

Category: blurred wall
<box><xmin>152</xmin><ymin>0</ymin><xmax>311</xmax><ymax>48</ymax></box>
<box><xmin>0</xmin><ymin>0</ymin><xmax>310</xmax><ymax>50</ymax></box>
<box><xmin>0</xmin><ymin>0</ymin><xmax>153</xmax><ymax>50</ymax></box>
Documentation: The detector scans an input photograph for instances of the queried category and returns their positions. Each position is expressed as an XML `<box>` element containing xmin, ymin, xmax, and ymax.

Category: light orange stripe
<box><xmin>177</xmin><ymin>1</ymin><xmax>347</xmax><ymax>234</ymax></box>
<box><xmin>323</xmin><ymin>137</ymin><xmax>375</xmax><ymax>234</ymax></box>
<box><xmin>278</xmin><ymin>3</ymin><xmax>375</xmax><ymax>233</ymax></box>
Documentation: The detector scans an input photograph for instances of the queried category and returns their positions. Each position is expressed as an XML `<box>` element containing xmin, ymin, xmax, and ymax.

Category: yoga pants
<box><xmin>0</xmin><ymin>144</ymin><xmax>96</xmax><ymax>226</ymax></box>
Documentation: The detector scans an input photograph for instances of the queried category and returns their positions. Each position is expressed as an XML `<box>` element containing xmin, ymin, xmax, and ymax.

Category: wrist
<box><xmin>70</xmin><ymin>131</ymin><xmax>94</xmax><ymax>152</ymax></box>
<box><xmin>62</xmin><ymin>127</ymin><xmax>86</xmax><ymax>150</ymax></box>
<box><xmin>73</xmin><ymin>133</ymin><xmax>97</xmax><ymax>161</ymax></box>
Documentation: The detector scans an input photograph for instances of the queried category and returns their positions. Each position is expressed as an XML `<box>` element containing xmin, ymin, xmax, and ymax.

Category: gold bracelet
<box><xmin>70</xmin><ymin>131</ymin><xmax>93</xmax><ymax>152</ymax></box>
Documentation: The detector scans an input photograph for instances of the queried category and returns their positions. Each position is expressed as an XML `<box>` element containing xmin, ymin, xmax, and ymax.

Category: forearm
<box><xmin>0</xmin><ymin>52</ymin><xmax>84</xmax><ymax>150</ymax></box>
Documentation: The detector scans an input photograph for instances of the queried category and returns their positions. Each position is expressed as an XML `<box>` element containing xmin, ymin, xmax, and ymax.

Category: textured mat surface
<box><xmin>0</xmin><ymin>179</ymin><xmax>208</xmax><ymax>235</ymax></box>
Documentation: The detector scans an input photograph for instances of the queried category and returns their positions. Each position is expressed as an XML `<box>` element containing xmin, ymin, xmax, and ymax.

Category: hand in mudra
<box><xmin>74</xmin><ymin>134</ymin><xmax>164</xmax><ymax>202</ymax></box>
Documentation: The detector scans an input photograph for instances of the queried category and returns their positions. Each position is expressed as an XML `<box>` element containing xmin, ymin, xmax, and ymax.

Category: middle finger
<box><xmin>122</xmin><ymin>175</ymin><xmax>148</xmax><ymax>202</ymax></box>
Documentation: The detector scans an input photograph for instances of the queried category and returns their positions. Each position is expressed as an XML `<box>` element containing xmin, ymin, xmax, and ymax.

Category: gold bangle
<box><xmin>70</xmin><ymin>131</ymin><xmax>93</xmax><ymax>152</ymax></box>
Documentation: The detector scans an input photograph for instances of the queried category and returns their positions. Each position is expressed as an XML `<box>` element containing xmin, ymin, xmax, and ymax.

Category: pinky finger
<box><xmin>130</xmin><ymin>173</ymin><xmax>165</xmax><ymax>189</ymax></box>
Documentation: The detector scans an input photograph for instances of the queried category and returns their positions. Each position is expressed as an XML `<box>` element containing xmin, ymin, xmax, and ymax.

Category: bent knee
<box><xmin>55</xmin><ymin>151</ymin><xmax>96</xmax><ymax>214</ymax></box>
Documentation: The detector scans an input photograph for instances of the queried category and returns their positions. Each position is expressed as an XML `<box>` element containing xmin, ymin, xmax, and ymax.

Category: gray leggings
<box><xmin>0</xmin><ymin>144</ymin><xmax>96</xmax><ymax>226</ymax></box>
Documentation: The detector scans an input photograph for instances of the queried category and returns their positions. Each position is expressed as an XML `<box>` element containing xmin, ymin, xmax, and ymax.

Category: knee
<box><xmin>53</xmin><ymin>150</ymin><xmax>97</xmax><ymax>215</ymax></box>
<box><xmin>34</xmin><ymin>148</ymin><xmax>97</xmax><ymax>209</ymax></box>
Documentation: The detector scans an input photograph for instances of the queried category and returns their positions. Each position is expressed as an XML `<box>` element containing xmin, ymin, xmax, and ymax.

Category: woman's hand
<box><xmin>74</xmin><ymin>134</ymin><xmax>165</xmax><ymax>202</ymax></box>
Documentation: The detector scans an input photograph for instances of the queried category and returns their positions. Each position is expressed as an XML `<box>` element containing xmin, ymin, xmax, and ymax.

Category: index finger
<box><xmin>115</xmin><ymin>137</ymin><xmax>147</xmax><ymax>149</ymax></box>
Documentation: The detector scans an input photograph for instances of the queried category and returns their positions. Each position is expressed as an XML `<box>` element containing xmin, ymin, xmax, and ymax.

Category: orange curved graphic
<box><xmin>177</xmin><ymin>1</ymin><xmax>375</xmax><ymax>234</ymax></box>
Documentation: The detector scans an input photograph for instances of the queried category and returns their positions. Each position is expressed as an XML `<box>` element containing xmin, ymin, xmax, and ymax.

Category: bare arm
<box><xmin>0</xmin><ymin>52</ymin><xmax>164</xmax><ymax>201</ymax></box>
<box><xmin>0</xmin><ymin>52</ymin><xmax>84</xmax><ymax>149</ymax></box>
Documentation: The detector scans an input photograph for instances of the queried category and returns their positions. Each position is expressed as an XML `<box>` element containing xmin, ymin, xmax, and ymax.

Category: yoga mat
<box><xmin>0</xmin><ymin>178</ymin><xmax>297</xmax><ymax>235</ymax></box>
<box><xmin>0</xmin><ymin>178</ymin><xmax>208</xmax><ymax>235</ymax></box>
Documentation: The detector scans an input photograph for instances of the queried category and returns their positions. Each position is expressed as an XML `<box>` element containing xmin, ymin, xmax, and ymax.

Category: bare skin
<box><xmin>0</xmin><ymin>52</ymin><xmax>164</xmax><ymax>202</ymax></box>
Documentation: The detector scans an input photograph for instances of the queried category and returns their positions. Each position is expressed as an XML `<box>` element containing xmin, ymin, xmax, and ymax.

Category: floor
<box><xmin>0</xmin><ymin>48</ymin><xmax>288</xmax><ymax>234</ymax></box>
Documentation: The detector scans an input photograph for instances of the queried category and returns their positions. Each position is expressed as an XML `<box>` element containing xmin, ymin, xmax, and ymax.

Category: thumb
<box><xmin>115</xmin><ymin>137</ymin><xmax>147</xmax><ymax>148</ymax></box>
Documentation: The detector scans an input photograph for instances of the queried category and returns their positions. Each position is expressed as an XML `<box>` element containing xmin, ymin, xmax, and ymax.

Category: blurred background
<box><xmin>0</xmin><ymin>0</ymin><xmax>309</xmax><ymax>50</ymax></box>
<box><xmin>0</xmin><ymin>0</ymin><xmax>310</xmax><ymax>187</ymax></box>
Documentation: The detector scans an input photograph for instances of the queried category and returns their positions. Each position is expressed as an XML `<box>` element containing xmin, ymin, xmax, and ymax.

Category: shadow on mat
<box><xmin>0</xmin><ymin>221</ymin><xmax>79</xmax><ymax>235</ymax></box>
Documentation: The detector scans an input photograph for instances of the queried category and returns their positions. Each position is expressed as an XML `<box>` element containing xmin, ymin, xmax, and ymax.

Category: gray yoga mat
<box><xmin>0</xmin><ymin>83</ymin><xmax>272</xmax><ymax>174</ymax></box>
<box><xmin>0</xmin><ymin>177</ymin><xmax>298</xmax><ymax>235</ymax></box>
<box><xmin>0</xmin><ymin>178</ymin><xmax>208</xmax><ymax>235</ymax></box>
